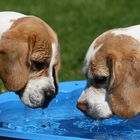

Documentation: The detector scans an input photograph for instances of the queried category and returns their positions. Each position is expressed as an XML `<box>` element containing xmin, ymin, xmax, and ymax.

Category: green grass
<box><xmin>1</xmin><ymin>0</ymin><xmax>140</xmax><ymax>92</ymax></box>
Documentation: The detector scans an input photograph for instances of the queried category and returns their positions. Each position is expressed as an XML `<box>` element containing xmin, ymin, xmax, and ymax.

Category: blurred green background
<box><xmin>0</xmin><ymin>0</ymin><xmax>140</xmax><ymax>92</ymax></box>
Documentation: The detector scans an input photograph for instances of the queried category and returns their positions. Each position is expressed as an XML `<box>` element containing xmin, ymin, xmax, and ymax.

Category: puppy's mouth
<box><xmin>77</xmin><ymin>102</ymin><xmax>113</xmax><ymax>119</ymax></box>
<box><xmin>85</xmin><ymin>111</ymin><xmax>112</xmax><ymax>119</ymax></box>
<box><xmin>16</xmin><ymin>87</ymin><xmax>56</xmax><ymax>108</ymax></box>
<box><xmin>77</xmin><ymin>106</ymin><xmax>112</xmax><ymax>119</ymax></box>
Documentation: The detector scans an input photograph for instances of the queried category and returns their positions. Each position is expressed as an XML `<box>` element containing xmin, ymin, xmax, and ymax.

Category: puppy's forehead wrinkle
<box><xmin>83</xmin><ymin>43</ymin><xmax>103</xmax><ymax>75</ymax></box>
<box><xmin>94</xmin><ymin>70</ymin><xmax>109</xmax><ymax>77</ymax></box>
<box><xmin>29</xmin><ymin>69</ymin><xmax>49</xmax><ymax>78</ymax></box>
<box><xmin>31</xmin><ymin>42</ymin><xmax>52</xmax><ymax>59</ymax></box>
<box><xmin>34</xmin><ymin>40</ymin><xmax>51</xmax><ymax>50</ymax></box>
<box><xmin>90</xmin><ymin>62</ymin><xmax>109</xmax><ymax>77</ymax></box>
<box><xmin>31</xmin><ymin>52</ymin><xmax>51</xmax><ymax>62</ymax></box>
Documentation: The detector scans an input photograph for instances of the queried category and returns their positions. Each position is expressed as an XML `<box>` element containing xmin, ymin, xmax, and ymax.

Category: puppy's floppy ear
<box><xmin>108</xmin><ymin>54</ymin><xmax>140</xmax><ymax>118</ymax></box>
<box><xmin>0</xmin><ymin>32</ymin><xmax>29</xmax><ymax>91</ymax></box>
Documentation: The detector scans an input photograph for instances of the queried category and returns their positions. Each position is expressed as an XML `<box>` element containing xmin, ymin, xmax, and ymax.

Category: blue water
<box><xmin>0</xmin><ymin>88</ymin><xmax>140</xmax><ymax>140</ymax></box>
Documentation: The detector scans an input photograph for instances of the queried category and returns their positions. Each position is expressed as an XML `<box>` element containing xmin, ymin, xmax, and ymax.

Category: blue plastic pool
<box><xmin>0</xmin><ymin>81</ymin><xmax>140</xmax><ymax>140</ymax></box>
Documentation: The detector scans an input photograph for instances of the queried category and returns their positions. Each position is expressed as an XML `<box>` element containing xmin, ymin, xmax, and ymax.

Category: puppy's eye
<box><xmin>31</xmin><ymin>61</ymin><xmax>45</xmax><ymax>71</ymax></box>
<box><xmin>94</xmin><ymin>76</ymin><xmax>108</xmax><ymax>85</ymax></box>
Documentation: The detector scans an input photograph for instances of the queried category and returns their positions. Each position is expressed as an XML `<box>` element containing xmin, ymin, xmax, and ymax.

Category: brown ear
<box><xmin>108</xmin><ymin>54</ymin><xmax>140</xmax><ymax>118</ymax></box>
<box><xmin>0</xmin><ymin>32</ymin><xmax>29</xmax><ymax>91</ymax></box>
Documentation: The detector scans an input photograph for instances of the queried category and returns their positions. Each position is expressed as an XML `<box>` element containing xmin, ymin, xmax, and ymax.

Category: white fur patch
<box><xmin>0</xmin><ymin>11</ymin><xmax>26</xmax><ymax>39</ymax></box>
<box><xmin>21</xmin><ymin>77</ymin><xmax>55</xmax><ymax>108</ymax></box>
<box><xmin>78</xmin><ymin>87</ymin><xmax>112</xmax><ymax>118</ymax></box>
<box><xmin>49</xmin><ymin>42</ymin><xmax>57</xmax><ymax>82</ymax></box>
<box><xmin>83</xmin><ymin>43</ymin><xmax>103</xmax><ymax>75</ymax></box>
<box><xmin>112</xmin><ymin>25</ymin><xmax>140</xmax><ymax>42</ymax></box>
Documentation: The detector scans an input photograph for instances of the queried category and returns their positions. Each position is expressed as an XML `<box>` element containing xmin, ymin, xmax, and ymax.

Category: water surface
<box><xmin>0</xmin><ymin>88</ymin><xmax>140</xmax><ymax>140</ymax></box>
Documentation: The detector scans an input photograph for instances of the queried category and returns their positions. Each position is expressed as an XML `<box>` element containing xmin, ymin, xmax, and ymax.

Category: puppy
<box><xmin>77</xmin><ymin>25</ymin><xmax>140</xmax><ymax>119</ymax></box>
<box><xmin>0</xmin><ymin>11</ymin><xmax>60</xmax><ymax>108</ymax></box>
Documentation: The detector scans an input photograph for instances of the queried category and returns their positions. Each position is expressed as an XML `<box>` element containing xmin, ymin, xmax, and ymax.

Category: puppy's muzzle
<box><xmin>77</xmin><ymin>87</ymin><xmax>113</xmax><ymax>119</ymax></box>
<box><xmin>17</xmin><ymin>77</ymin><xmax>57</xmax><ymax>108</ymax></box>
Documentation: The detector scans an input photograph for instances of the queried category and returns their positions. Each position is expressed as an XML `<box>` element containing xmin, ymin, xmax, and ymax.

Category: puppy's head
<box><xmin>0</xmin><ymin>17</ymin><xmax>60</xmax><ymax>108</ymax></box>
<box><xmin>77</xmin><ymin>30</ymin><xmax>140</xmax><ymax>119</ymax></box>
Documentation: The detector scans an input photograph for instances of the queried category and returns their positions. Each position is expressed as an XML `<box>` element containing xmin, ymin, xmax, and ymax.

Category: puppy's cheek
<box><xmin>109</xmin><ymin>95</ymin><xmax>136</xmax><ymax>118</ymax></box>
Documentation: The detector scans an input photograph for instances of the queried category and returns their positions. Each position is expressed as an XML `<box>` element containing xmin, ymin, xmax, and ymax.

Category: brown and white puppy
<box><xmin>77</xmin><ymin>25</ymin><xmax>140</xmax><ymax>119</ymax></box>
<box><xmin>0</xmin><ymin>12</ymin><xmax>60</xmax><ymax>108</ymax></box>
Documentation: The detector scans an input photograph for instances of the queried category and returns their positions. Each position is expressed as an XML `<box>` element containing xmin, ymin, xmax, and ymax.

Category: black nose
<box><xmin>42</xmin><ymin>88</ymin><xmax>56</xmax><ymax>108</ymax></box>
<box><xmin>44</xmin><ymin>88</ymin><xmax>56</xmax><ymax>98</ymax></box>
<box><xmin>41</xmin><ymin>97</ymin><xmax>54</xmax><ymax>109</ymax></box>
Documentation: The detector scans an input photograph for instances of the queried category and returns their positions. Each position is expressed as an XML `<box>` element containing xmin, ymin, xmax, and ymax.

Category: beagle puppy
<box><xmin>77</xmin><ymin>25</ymin><xmax>140</xmax><ymax>119</ymax></box>
<box><xmin>0</xmin><ymin>12</ymin><xmax>60</xmax><ymax>108</ymax></box>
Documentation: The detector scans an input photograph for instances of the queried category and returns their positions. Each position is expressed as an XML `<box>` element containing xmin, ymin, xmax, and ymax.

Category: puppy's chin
<box><xmin>83</xmin><ymin>106</ymin><xmax>113</xmax><ymax>119</ymax></box>
<box><xmin>20</xmin><ymin>91</ymin><xmax>46</xmax><ymax>108</ymax></box>
<box><xmin>85</xmin><ymin>113</ymin><xmax>112</xmax><ymax>120</ymax></box>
